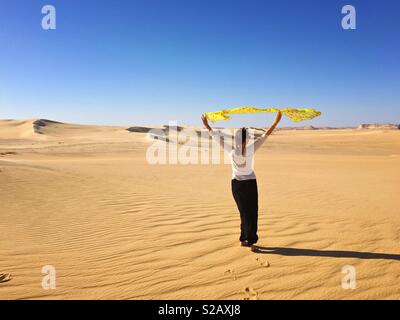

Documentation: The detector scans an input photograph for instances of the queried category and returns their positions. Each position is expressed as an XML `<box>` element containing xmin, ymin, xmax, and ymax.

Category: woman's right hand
<box><xmin>276</xmin><ymin>111</ymin><xmax>282</xmax><ymax>122</ymax></box>
<box><xmin>201</xmin><ymin>114</ymin><xmax>212</xmax><ymax>130</ymax></box>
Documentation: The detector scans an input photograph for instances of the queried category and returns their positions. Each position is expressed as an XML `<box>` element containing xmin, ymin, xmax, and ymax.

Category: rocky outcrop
<box><xmin>358</xmin><ymin>124</ymin><xmax>400</xmax><ymax>130</ymax></box>
<box><xmin>126</xmin><ymin>126</ymin><xmax>152</xmax><ymax>133</ymax></box>
<box><xmin>297</xmin><ymin>125</ymin><xmax>317</xmax><ymax>130</ymax></box>
<box><xmin>32</xmin><ymin>119</ymin><xmax>62</xmax><ymax>134</ymax></box>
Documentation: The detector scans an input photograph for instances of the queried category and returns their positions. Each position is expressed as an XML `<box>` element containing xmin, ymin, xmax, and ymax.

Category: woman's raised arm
<box><xmin>265</xmin><ymin>111</ymin><xmax>282</xmax><ymax>136</ymax></box>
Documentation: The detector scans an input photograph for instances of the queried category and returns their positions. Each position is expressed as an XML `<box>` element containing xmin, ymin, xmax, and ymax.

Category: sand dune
<box><xmin>0</xmin><ymin>119</ymin><xmax>400</xmax><ymax>299</ymax></box>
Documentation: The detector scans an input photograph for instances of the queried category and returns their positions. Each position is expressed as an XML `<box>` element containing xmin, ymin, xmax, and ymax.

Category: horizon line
<box><xmin>1</xmin><ymin>118</ymin><xmax>399</xmax><ymax>130</ymax></box>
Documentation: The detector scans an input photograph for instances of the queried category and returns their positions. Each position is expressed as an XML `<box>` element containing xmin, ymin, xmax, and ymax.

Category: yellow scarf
<box><xmin>205</xmin><ymin>106</ymin><xmax>321</xmax><ymax>123</ymax></box>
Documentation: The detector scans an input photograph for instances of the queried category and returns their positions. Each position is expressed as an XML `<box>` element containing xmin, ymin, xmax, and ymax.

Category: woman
<box><xmin>201</xmin><ymin>112</ymin><xmax>282</xmax><ymax>247</ymax></box>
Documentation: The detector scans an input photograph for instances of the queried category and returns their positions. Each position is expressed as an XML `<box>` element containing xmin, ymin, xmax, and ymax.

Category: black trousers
<box><xmin>231</xmin><ymin>179</ymin><xmax>258</xmax><ymax>244</ymax></box>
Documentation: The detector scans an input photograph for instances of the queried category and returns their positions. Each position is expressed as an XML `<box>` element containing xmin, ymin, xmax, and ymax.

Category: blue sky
<box><xmin>0</xmin><ymin>0</ymin><xmax>399</xmax><ymax>127</ymax></box>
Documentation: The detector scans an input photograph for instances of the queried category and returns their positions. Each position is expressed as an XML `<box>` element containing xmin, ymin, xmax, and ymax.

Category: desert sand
<box><xmin>0</xmin><ymin>119</ymin><xmax>400</xmax><ymax>300</ymax></box>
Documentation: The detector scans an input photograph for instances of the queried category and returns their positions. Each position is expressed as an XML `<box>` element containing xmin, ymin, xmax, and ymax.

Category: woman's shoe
<box><xmin>241</xmin><ymin>240</ymin><xmax>253</xmax><ymax>247</ymax></box>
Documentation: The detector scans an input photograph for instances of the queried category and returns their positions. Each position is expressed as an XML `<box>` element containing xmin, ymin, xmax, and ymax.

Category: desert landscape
<box><xmin>0</xmin><ymin>118</ymin><xmax>400</xmax><ymax>300</ymax></box>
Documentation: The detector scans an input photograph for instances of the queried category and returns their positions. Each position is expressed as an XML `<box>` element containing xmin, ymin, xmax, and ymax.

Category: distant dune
<box><xmin>279</xmin><ymin>126</ymin><xmax>348</xmax><ymax>130</ymax></box>
<box><xmin>0</xmin><ymin>119</ymin><xmax>143</xmax><ymax>143</ymax></box>
<box><xmin>0</xmin><ymin>119</ymin><xmax>48</xmax><ymax>139</ymax></box>
<box><xmin>288</xmin><ymin>125</ymin><xmax>317</xmax><ymax>130</ymax></box>
<box><xmin>3</xmin><ymin>119</ymin><xmax>399</xmax><ymax>140</ymax></box>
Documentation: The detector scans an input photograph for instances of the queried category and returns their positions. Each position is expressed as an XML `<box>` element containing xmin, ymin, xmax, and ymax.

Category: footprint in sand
<box><xmin>243</xmin><ymin>287</ymin><xmax>258</xmax><ymax>300</ymax></box>
<box><xmin>0</xmin><ymin>273</ymin><xmax>12</xmax><ymax>283</ymax></box>
<box><xmin>255</xmin><ymin>257</ymin><xmax>270</xmax><ymax>268</ymax></box>
<box><xmin>224</xmin><ymin>268</ymin><xmax>237</xmax><ymax>280</ymax></box>
<box><xmin>0</xmin><ymin>152</ymin><xmax>17</xmax><ymax>157</ymax></box>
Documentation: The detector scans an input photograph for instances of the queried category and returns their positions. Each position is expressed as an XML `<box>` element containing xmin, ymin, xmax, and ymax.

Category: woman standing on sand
<box><xmin>201</xmin><ymin>112</ymin><xmax>282</xmax><ymax>247</ymax></box>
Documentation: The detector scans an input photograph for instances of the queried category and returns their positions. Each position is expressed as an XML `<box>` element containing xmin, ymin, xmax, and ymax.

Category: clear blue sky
<box><xmin>0</xmin><ymin>0</ymin><xmax>399</xmax><ymax>127</ymax></box>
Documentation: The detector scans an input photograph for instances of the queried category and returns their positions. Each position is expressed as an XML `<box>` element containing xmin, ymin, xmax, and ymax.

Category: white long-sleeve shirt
<box><xmin>209</xmin><ymin>129</ymin><xmax>268</xmax><ymax>180</ymax></box>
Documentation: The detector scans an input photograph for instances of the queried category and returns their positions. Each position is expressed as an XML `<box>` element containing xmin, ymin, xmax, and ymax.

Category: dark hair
<box><xmin>241</xmin><ymin>127</ymin><xmax>247</xmax><ymax>155</ymax></box>
<box><xmin>241</xmin><ymin>127</ymin><xmax>247</xmax><ymax>143</ymax></box>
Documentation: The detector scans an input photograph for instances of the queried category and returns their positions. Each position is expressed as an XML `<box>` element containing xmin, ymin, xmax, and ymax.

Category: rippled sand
<box><xmin>1</xmin><ymin>119</ymin><xmax>399</xmax><ymax>299</ymax></box>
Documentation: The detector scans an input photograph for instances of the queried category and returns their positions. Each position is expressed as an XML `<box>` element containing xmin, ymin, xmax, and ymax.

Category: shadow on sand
<box><xmin>0</xmin><ymin>273</ymin><xmax>12</xmax><ymax>283</ymax></box>
<box><xmin>251</xmin><ymin>246</ymin><xmax>400</xmax><ymax>261</ymax></box>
